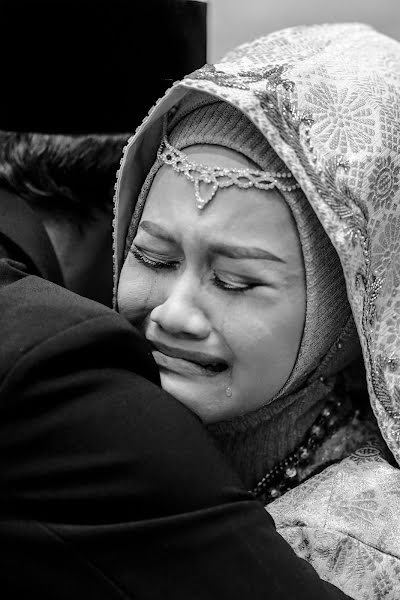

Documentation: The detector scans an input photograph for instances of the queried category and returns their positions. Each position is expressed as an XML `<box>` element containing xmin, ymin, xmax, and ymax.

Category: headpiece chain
<box><xmin>157</xmin><ymin>136</ymin><xmax>300</xmax><ymax>210</ymax></box>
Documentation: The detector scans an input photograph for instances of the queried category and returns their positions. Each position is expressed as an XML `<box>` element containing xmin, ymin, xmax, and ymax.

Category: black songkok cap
<box><xmin>0</xmin><ymin>0</ymin><xmax>207</xmax><ymax>134</ymax></box>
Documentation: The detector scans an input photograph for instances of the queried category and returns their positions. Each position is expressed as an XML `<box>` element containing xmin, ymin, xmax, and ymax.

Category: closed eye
<box><xmin>131</xmin><ymin>246</ymin><xmax>265</xmax><ymax>292</ymax></box>
<box><xmin>130</xmin><ymin>245</ymin><xmax>180</xmax><ymax>270</ymax></box>
<box><xmin>211</xmin><ymin>273</ymin><xmax>259</xmax><ymax>293</ymax></box>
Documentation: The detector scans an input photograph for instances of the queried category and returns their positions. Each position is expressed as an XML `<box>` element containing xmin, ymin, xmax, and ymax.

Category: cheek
<box><xmin>117</xmin><ymin>259</ymin><xmax>160</xmax><ymax>322</ymax></box>
<box><xmin>222</xmin><ymin>293</ymin><xmax>305</xmax><ymax>405</ymax></box>
<box><xmin>222</xmin><ymin>295</ymin><xmax>303</xmax><ymax>360</ymax></box>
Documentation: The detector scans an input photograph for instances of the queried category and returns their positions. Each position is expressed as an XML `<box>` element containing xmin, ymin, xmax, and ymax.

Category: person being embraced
<box><xmin>114</xmin><ymin>23</ymin><xmax>400</xmax><ymax>599</ymax></box>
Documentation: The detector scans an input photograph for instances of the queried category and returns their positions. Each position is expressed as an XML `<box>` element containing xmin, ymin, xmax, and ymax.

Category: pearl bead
<box><xmin>298</xmin><ymin>446</ymin><xmax>310</xmax><ymax>462</ymax></box>
<box><xmin>285</xmin><ymin>467</ymin><xmax>298</xmax><ymax>479</ymax></box>
<box><xmin>268</xmin><ymin>487</ymin><xmax>281</xmax><ymax>499</ymax></box>
<box><xmin>311</xmin><ymin>424</ymin><xmax>324</xmax><ymax>439</ymax></box>
<box><xmin>328</xmin><ymin>415</ymin><xmax>339</xmax><ymax>428</ymax></box>
<box><xmin>251</xmin><ymin>397</ymin><xmax>353</xmax><ymax>504</ymax></box>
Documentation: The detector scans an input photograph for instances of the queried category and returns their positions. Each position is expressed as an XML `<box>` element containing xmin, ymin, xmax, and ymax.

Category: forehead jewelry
<box><xmin>157</xmin><ymin>136</ymin><xmax>300</xmax><ymax>210</ymax></box>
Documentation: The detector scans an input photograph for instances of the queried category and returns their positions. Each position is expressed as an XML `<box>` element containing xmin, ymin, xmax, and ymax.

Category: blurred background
<box><xmin>209</xmin><ymin>0</ymin><xmax>400</xmax><ymax>61</ymax></box>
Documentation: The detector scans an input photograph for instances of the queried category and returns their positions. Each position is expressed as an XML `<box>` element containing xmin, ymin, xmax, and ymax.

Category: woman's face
<box><xmin>118</xmin><ymin>145</ymin><xmax>306</xmax><ymax>423</ymax></box>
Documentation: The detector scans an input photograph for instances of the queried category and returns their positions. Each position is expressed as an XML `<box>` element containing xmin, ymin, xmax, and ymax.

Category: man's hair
<box><xmin>0</xmin><ymin>132</ymin><xmax>130</xmax><ymax>225</ymax></box>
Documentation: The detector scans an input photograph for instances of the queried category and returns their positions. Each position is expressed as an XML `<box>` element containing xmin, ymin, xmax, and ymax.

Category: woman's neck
<box><xmin>206</xmin><ymin>377</ymin><xmax>336</xmax><ymax>489</ymax></box>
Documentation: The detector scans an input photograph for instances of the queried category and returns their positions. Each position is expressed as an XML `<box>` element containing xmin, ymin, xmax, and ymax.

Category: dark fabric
<box><xmin>0</xmin><ymin>193</ymin><xmax>352</xmax><ymax>599</ymax></box>
<box><xmin>0</xmin><ymin>0</ymin><xmax>207</xmax><ymax>133</ymax></box>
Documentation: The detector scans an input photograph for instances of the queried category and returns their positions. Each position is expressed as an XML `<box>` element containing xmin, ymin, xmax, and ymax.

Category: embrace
<box><xmin>2</xmin><ymin>19</ymin><xmax>400</xmax><ymax>600</ymax></box>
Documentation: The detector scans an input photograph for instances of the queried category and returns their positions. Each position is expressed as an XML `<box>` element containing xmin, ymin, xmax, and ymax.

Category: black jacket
<box><xmin>0</xmin><ymin>188</ymin><xmax>351</xmax><ymax>599</ymax></box>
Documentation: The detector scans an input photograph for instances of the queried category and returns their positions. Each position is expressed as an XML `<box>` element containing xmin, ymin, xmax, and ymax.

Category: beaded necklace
<box><xmin>251</xmin><ymin>392</ymin><xmax>356</xmax><ymax>504</ymax></box>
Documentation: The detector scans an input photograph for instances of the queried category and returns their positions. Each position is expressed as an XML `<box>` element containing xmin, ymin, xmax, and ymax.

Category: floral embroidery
<box><xmin>373</xmin><ymin>215</ymin><xmax>400</xmax><ymax>294</ymax></box>
<box><xmin>367</xmin><ymin>155</ymin><xmax>400</xmax><ymax>212</ymax></box>
<box><xmin>353</xmin><ymin>444</ymin><xmax>382</xmax><ymax>459</ymax></box>
<box><xmin>380</xmin><ymin>89</ymin><xmax>400</xmax><ymax>153</ymax></box>
<box><xmin>382</xmin><ymin>52</ymin><xmax>400</xmax><ymax>84</ymax></box>
<box><xmin>261</xmin><ymin>65</ymin><xmax>295</xmax><ymax>93</ymax></box>
<box><xmin>305</xmin><ymin>82</ymin><xmax>375</xmax><ymax>153</ymax></box>
<box><xmin>188</xmin><ymin>64</ymin><xmax>269</xmax><ymax>91</ymax></box>
<box><xmin>330</xmin><ymin>489</ymin><xmax>379</xmax><ymax>526</ymax></box>
<box><xmin>268</xmin><ymin>454</ymin><xmax>400</xmax><ymax>600</ymax></box>
<box><xmin>223</xmin><ymin>24</ymin><xmax>342</xmax><ymax>67</ymax></box>
<box><xmin>187</xmin><ymin>64</ymin><xmax>250</xmax><ymax>90</ymax></box>
<box><xmin>373</xmin><ymin>566</ymin><xmax>400</xmax><ymax>598</ymax></box>
<box><xmin>383</xmin><ymin>300</ymin><xmax>400</xmax><ymax>344</ymax></box>
<box><xmin>370</xmin><ymin>355</ymin><xmax>400</xmax><ymax>419</ymax></box>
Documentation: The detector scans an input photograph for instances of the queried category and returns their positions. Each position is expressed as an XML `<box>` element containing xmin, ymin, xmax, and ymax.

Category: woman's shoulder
<box><xmin>268</xmin><ymin>443</ymin><xmax>400</xmax><ymax>599</ymax></box>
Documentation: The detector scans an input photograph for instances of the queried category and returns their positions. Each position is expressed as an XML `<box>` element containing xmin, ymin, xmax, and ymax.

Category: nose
<box><xmin>150</xmin><ymin>273</ymin><xmax>211</xmax><ymax>339</ymax></box>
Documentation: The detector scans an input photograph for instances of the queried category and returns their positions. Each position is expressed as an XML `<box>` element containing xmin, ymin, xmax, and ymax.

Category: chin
<box><xmin>159</xmin><ymin>370</ymin><xmax>226</xmax><ymax>424</ymax></box>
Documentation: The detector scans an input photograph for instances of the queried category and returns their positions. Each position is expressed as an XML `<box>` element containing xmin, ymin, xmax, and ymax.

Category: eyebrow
<box><xmin>139</xmin><ymin>220</ymin><xmax>285</xmax><ymax>263</ymax></box>
<box><xmin>139</xmin><ymin>221</ymin><xmax>175</xmax><ymax>242</ymax></box>
<box><xmin>210</xmin><ymin>242</ymin><xmax>286</xmax><ymax>263</ymax></box>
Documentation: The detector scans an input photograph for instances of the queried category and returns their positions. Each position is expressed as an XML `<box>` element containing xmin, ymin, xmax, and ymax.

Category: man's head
<box><xmin>0</xmin><ymin>132</ymin><xmax>128</xmax><ymax>305</ymax></box>
<box><xmin>0</xmin><ymin>0</ymin><xmax>207</xmax><ymax>305</ymax></box>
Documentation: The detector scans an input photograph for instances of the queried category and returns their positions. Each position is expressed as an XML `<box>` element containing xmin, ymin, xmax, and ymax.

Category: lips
<box><xmin>149</xmin><ymin>339</ymin><xmax>228</xmax><ymax>376</ymax></box>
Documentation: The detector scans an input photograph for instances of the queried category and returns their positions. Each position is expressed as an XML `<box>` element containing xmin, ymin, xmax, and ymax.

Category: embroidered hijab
<box><xmin>114</xmin><ymin>23</ymin><xmax>400</xmax><ymax>597</ymax></box>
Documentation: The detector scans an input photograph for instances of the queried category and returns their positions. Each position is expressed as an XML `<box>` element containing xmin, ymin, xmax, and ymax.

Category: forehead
<box><xmin>140</xmin><ymin>145</ymin><xmax>299</xmax><ymax>252</ymax></box>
